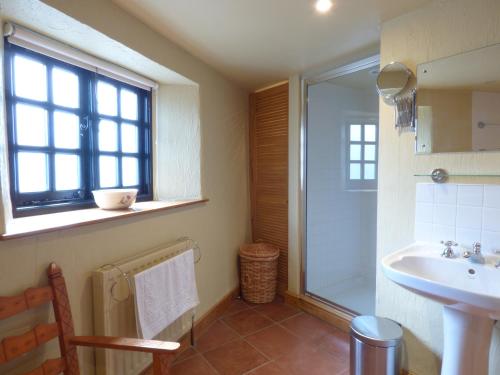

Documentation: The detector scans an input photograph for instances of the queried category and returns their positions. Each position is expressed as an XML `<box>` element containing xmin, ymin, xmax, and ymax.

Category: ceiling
<box><xmin>112</xmin><ymin>0</ymin><xmax>431</xmax><ymax>90</ymax></box>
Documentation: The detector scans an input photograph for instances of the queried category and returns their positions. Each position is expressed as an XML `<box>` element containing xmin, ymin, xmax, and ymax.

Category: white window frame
<box><xmin>345</xmin><ymin>120</ymin><xmax>378</xmax><ymax>191</ymax></box>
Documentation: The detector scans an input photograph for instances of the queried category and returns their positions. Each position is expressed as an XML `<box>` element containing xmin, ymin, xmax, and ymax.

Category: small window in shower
<box><xmin>346</xmin><ymin>122</ymin><xmax>378</xmax><ymax>190</ymax></box>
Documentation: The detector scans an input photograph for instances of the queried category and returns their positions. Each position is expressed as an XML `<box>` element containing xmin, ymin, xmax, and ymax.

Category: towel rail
<box><xmin>100</xmin><ymin>237</ymin><xmax>201</xmax><ymax>302</ymax></box>
<box><xmin>93</xmin><ymin>237</ymin><xmax>201</xmax><ymax>374</ymax></box>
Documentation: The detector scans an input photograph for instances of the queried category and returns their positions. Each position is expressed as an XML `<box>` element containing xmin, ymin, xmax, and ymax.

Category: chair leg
<box><xmin>152</xmin><ymin>353</ymin><xmax>174</xmax><ymax>375</ymax></box>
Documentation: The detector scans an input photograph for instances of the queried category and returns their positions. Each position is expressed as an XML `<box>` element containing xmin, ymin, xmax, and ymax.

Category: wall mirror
<box><xmin>416</xmin><ymin>43</ymin><xmax>500</xmax><ymax>154</ymax></box>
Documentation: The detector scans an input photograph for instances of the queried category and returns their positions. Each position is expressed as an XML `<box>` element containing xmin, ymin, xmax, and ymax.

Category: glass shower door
<box><xmin>304</xmin><ymin>62</ymin><xmax>379</xmax><ymax>315</ymax></box>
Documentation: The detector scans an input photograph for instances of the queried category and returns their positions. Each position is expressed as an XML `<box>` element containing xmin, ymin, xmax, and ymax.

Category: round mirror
<box><xmin>376</xmin><ymin>62</ymin><xmax>412</xmax><ymax>104</ymax></box>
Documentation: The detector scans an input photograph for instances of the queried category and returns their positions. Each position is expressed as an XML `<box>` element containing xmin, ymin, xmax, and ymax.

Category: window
<box><xmin>347</xmin><ymin>123</ymin><xmax>378</xmax><ymax>190</ymax></box>
<box><xmin>4</xmin><ymin>41</ymin><xmax>152</xmax><ymax>217</ymax></box>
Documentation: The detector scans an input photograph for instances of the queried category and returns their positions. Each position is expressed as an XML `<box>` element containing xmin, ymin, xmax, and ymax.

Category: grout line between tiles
<box><xmin>198</xmin><ymin>352</ymin><xmax>222</xmax><ymax>375</ymax></box>
<box><xmin>220</xmin><ymin>320</ymin><xmax>243</xmax><ymax>340</ymax></box>
<box><xmin>242</xmin><ymin>336</ymin><xmax>273</xmax><ymax>361</ymax></box>
<box><xmin>207</xmin><ymin>300</ymin><xmax>350</xmax><ymax>374</ymax></box>
<box><xmin>221</xmin><ymin>308</ymin><xmax>275</xmax><ymax>336</ymax></box>
<box><xmin>220</xmin><ymin>305</ymin><xmax>254</xmax><ymax>318</ymax></box>
<box><xmin>241</xmin><ymin>321</ymin><xmax>277</xmax><ymax>338</ymax></box>
<box><xmin>254</xmin><ymin>304</ymin><xmax>304</xmax><ymax>323</ymax></box>
<box><xmin>199</xmin><ymin>329</ymin><xmax>271</xmax><ymax>375</ymax></box>
<box><xmin>172</xmin><ymin>347</ymin><xmax>199</xmax><ymax>366</ymax></box>
<box><xmin>277</xmin><ymin>321</ymin><xmax>309</xmax><ymax>340</ymax></box>
<box><xmin>216</xmin><ymin>303</ymin><xmax>301</xmax><ymax>363</ymax></box>
<box><xmin>218</xmin><ymin>316</ymin><xmax>246</xmax><ymax>338</ymax></box>
<box><xmin>241</xmin><ymin>359</ymin><xmax>276</xmax><ymax>375</ymax></box>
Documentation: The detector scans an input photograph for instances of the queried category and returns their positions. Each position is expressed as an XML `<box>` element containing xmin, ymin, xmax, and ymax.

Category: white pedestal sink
<box><xmin>382</xmin><ymin>242</ymin><xmax>500</xmax><ymax>375</ymax></box>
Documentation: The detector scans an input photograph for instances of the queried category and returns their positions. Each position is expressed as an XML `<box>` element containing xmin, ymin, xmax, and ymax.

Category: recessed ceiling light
<box><xmin>315</xmin><ymin>0</ymin><xmax>333</xmax><ymax>14</ymax></box>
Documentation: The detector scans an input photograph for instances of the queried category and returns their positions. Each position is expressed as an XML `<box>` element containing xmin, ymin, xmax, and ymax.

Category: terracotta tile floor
<box><xmin>161</xmin><ymin>297</ymin><xmax>350</xmax><ymax>375</ymax></box>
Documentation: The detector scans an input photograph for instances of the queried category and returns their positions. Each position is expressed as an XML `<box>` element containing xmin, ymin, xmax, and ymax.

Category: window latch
<box><xmin>80</xmin><ymin>115</ymin><xmax>89</xmax><ymax>135</ymax></box>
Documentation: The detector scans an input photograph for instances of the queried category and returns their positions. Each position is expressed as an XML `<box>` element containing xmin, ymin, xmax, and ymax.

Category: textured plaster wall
<box><xmin>156</xmin><ymin>85</ymin><xmax>201</xmax><ymax>200</ymax></box>
<box><xmin>0</xmin><ymin>0</ymin><xmax>250</xmax><ymax>374</ymax></box>
<box><xmin>377</xmin><ymin>0</ymin><xmax>500</xmax><ymax>374</ymax></box>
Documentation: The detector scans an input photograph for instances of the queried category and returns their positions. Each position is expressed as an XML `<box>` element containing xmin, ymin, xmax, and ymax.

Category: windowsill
<box><xmin>1</xmin><ymin>199</ymin><xmax>208</xmax><ymax>241</ymax></box>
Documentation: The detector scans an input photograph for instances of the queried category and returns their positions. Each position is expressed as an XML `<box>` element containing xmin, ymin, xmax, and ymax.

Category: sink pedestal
<box><xmin>381</xmin><ymin>242</ymin><xmax>500</xmax><ymax>375</ymax></box>
<box><xmin>442</xmin><ymin>306</ymin><xmax>495</xmax><ymax>375</ymax></box>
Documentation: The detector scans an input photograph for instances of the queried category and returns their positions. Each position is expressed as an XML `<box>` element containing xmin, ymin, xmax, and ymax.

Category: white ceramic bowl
<box><xmin>92</xmin><ymin>189</ymin><xmax>138</xmax><ymax>210</ymax></box>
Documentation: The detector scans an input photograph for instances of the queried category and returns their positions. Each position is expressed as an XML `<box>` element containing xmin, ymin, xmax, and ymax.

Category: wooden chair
<box><xmin>0</xmin><ymin>263</ymin><xmax>179</xmax><ymax>375</ymax></box>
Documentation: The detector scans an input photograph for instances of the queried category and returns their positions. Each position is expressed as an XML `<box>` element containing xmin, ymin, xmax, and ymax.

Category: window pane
<box><xmin>364</xmin><ymin>163</ymin><xmax>376</xmax><ymax>180</ymax></box>
<box><xmin>350</xmin><ymin>144</ymin><xmax>361</xmax><ymax>161</ymax></box>
<box><xmin>18</xmin><ymin>152</ymin><xmax>48</xmax><ymax>192</ymax></box>
<box><xmin>364</xmin><ymin>145</ymin><xmax>376</xmax><ymax>161</ymax></box>
<box><xmin>365</xmin><ymin>124</ymin><xmax>377</xmax><ymax>142</ymax></box>
<box><xmin>54</xmin><ymin>111</ymin><xmax>80</xmax><ymax>149</ymax></box>
<box><xmin>350</xmin><ymin>163</ymin><xmax>361</xmax><ymax>180</ymax></box>
<box><xmin>122</xmin><ymin>157</ymin><xmax>139</xmax><ymax>186</ymax></box>
<box><xmin>15</xmin><ymin>104</ymin><xmax>48</xmax><ymax>147</ymax></box>
<box><xmin>55</xmin><ymin>154</ymin><xmax>80</xmax><ymax>190</ymax></box>
<box><xmin>97</xmin><ymin>81</ymin><xmax>117</xmax><ymax>116</ymax></box>
<box><xmin>350</xmin><ymin>124</ymin><xmax>361</xmax><ymax>141</ymax></box>
<box><xmin>99</xmin><ymin>156</ymin><xmax>118</xmax><ymax>188</ymax></box>
<box><xmin>121</xmin><ymin>123</ymin><xmax>139</xmax><ymax>153</ymax></box>
<box><xmin>14</xmin><ymin>55</ymin><xmax>47</xmax><ymax>101</ymax></box>
<box><xmin>98</xmin><ymin>120</ymin><xmax>118</xmax><ymax>151</ymax></box>
<box><xmin>52</xmin><ymin>67</ymin><xmax>79</xmax><ymax>108</ymax></box>
<box><xmin>121</xmin><ymin>89</ymin><xmax>138</xmax><ymax>120</ymax></box>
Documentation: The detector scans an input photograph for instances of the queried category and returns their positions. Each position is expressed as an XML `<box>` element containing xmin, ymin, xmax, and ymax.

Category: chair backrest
<box><xmin>0</xmin><ymin>263</ymin><xmax>80</xmax><ymax>375</ymax></box>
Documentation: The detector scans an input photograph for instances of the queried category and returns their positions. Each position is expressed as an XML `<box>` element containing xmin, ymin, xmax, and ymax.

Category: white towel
<box><xmin>133</xmin><ymin>249</ymin><xmax>200</xmax><ymax>340</ymax></box>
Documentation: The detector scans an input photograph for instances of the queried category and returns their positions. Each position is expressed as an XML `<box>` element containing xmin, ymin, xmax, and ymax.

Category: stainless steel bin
<box><xmin>350</xmin><ymin>316</ymin><xmax>403</xmax><ymax>375</ymax></box>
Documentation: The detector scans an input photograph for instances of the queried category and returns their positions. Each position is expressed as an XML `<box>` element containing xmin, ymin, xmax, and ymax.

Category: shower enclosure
<box><xmin>303</xmin><ymin>56</ymin><xmax>379</xmax><ymax>315</ymax></box>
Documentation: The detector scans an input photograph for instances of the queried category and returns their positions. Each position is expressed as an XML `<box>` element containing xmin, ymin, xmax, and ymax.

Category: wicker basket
<box><xmin>239</xmin><ymin>243</ymin><xmax>280</xmax><ymax>304</ymax></box>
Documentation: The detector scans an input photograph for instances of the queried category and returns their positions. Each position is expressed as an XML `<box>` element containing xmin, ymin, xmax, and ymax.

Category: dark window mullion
<box><xmin>11</xmin><ymin>145</ymin><xmax>52</xmax><ymax>153</ymax></box>
<box><xmin>97</xmin><ymin>151</ymin><xmax>123</xmax><ymax>156</ymax></box>
<box><xmin>46</xmin><ymin>62</ymin><xmax>57</xmax><ymax>194</ymax></box>
<box><xmin>139</xmin><ymin>92</ymin><xmax>147</xmax><ymax>193</ymax></box>
<box><xmin>79</xmin><ymin>71</ymin><xmax>91</xmax><ymax>199</ymax></box>
<box><xmin>139</xmin><ymin>88</ymin><xmax>152</xmax><ymax>199</ymax></box>
<box><xmin>121</xmin><ymin>152</ymin><xmax>140</xmax><ymax>157</ymax></box>
<box><xmin>117</xmin><ymin>84</ymin><xmax>123</xmax><ymax>188</ymax></box>
<box><xmin>96</xmin><ymin>113</ymin><xmax>135</xmax><ymax>123</ymax></box>
<box><xmin>11</xmin><ymin>97</ymin><xmax>80</xmax><ymax>115</ymax></box>
<box><xmin>90</xmin><ymin>73</ymin><xmax>101</xmax><ymax>190</ymax></box>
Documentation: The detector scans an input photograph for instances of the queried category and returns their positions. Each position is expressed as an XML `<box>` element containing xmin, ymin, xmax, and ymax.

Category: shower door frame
<box><xmin>300</xmin><ymin>54</ymin><xmax>380</xmax><ymax>317</ymax></box>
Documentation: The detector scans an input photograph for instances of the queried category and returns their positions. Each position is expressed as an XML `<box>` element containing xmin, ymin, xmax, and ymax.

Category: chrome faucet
<box><xmin>467</xmin><ymin>242</ymin><xmax>485</xmax><ymax>264</ymax></box>
<box><xmin>441</xmin><ymin>240</ymin><xmax>457</xmax><ymax>258</ymax></box>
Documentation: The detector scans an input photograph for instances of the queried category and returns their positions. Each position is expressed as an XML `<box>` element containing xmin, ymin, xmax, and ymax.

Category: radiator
<box><xmin>92</xmin><ymin>238</ymin><xmax>199</xmax><ymax>375</ymax></box>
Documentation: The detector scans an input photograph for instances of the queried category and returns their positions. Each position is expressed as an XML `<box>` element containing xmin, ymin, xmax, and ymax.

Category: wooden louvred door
<box><xmin>249</xmin><ymin>82</ymin><xmax>289</xmax><ymax>294</ymax></box>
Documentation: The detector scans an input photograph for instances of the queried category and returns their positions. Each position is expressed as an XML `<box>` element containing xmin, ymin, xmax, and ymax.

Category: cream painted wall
<box><xmin>156</xmin><ymin>85</ymin><xmax>202</xmax><ymax>200</ymax></box>
<box><xmin>0</xmin><ymin>0</ymin><xmax>250</xmax><ymax>374</ymax></box>
<box><xmin>377</xmin><ymin>0</ymin><xmax>500</xmax><ymax>374</ymax></box>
